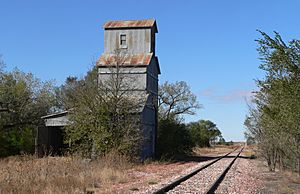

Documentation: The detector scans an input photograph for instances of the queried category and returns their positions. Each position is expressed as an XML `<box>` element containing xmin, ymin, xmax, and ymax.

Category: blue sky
<box><xmin>1</xmin><ymin>1</ymin><xmax>300</xmax><ymax>141</ymax></box>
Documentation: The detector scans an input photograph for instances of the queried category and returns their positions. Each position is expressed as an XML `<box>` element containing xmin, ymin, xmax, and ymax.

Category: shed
<box><xmin>37</xmin><ymin>111</ymin><xmax>68</xmax><ymax>156</ymax></box>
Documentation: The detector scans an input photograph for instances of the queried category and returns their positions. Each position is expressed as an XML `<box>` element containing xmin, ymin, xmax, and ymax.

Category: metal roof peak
<box><xmin>103</xmin><ymin>19</ymin><xmax>158</xmax><ymax>33</ymax></box>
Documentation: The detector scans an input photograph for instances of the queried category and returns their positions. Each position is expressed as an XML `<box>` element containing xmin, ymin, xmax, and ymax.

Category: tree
<box><xmin>55</xmin><ymin>76</ymin><xmax>80</xmax><ymax>111</ymax></box>
<box><xmin>218</xmin><ymin>135</ymin><xmax>226</xmax><ymax>145</ymax></box>
<box><xmin>0</xmin><ymin>66</ymin><xmax>56</xmax><ymax>156</ymax></box>
<box><xmin>187</xmin><ymin>120</ymin><xmax>221</xmax><ymax>147</ymax></box>
<box><xmin>61</xmin><ymin>50</ymin><xmax>144</xmax><ymax>157</ymax></box>
<box><xmin>158</xmin><ymin>81</ymin><xmax>201</xmax><ymax>120</ymax></box>
<box><xmin>0</xmin><ymin>56</ymin><xmax>4</xmax><ymax>73</ymax></box>
<box><xmin>156</xmin><ymin>118</ymin><xmax>194</xmax><ymax>158</ymax></box>
<box><xmin>0</xmin><ymin>56</ymin><xmax>7</xmax><ymax>113</ymax></box>
<box><xmin>156</xmin><ymin>81</ymin><xmax>201</xmax><ymax>158</ymax></box>
<box><xmin>245</xmin><ymin>31</ymin><xmax>300</xmax><ymax>173</ymax></box>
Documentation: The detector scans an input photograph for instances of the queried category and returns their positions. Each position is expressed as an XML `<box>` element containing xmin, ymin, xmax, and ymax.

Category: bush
<box><xmin>156</xmin><ymin>118</ymin><xmax>194</xmax><ymax>158</ymax></box>
<box><xmin>61</xmin><ymin>66</ymin><xmax>142</xmax><ymax>158</ymax></box>
<box><xmin>0</xmin><ymin>66</ymin><xmax>56</xmax><ymax>157</ymax></box>
<box><xmin>225</xmin><ymin>141</ymin><xmax>234</xmax><ymax>146</ymax></box>
<box><xmin>0</xmin><ymin>127</ymin><xmax>35</xmax><ymax>157</ymax></box>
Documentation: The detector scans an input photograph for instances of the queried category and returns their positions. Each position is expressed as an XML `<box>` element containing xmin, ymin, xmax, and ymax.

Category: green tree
<box><xmin>157</xmin><ymin>81</ymin><xmax>201</xmax><ymax>158</ymax></box>
<box><xmin>187</xmin><ymin>120</ymin><xmax>221</xmax><ymax>147</ymax></box>
<box><xmin>245</xmin><ymin>31</ymin><xmax>300</xmax><ymax>173</ymax></box>
<box><xmin>218</xmin><ymin>135</ymin><xmax>226</xmax><ymax>145</ymax></box>
<box><xmin>61</xmin><ymin>51</ymin><xmax>144</xmax><ymax>157</ymax></box>
<box><xmin>0</xmin><ymin>66</ymin><xmax>56</xmax><ymax>157</ymax></box>
<box><xmin>158</xmin><ymin>81</ymin><xmax>201</xmax><ymax>120</ymax></box>
<box><xmin>156</xmin><ymin>118</ymin><xmax>194</xmax><ymax>158</ymax></box>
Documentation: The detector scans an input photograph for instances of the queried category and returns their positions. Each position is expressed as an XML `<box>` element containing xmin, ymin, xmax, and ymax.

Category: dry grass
<box><xmin>0</xmin><ymin>152</ymin><xmax>132</xmax><ymax>194</ymax></box>
<box><xmin>0</xmin><ymin>152</ymin><xmax>203</xmax><ymax>193</ymax></box>
<box><xmin>0</xmin><ymin>145</ymin><xmax>248</xmax><ymax>193</ymax></box>
<box><xmin>242</xmin><ymin>147</ymin><xmax>257</xmax><ymax>159</ymax></box>
<box><xmin>279</xmin><ymin>171</ymin><xmax>300</xmax><ymax>194</ymax></box>
<box><xmin>259</xmin><ymin>165</ymin><xmax>300</xmax><ymax>194</ymax></box>
<box><xmin>285</xmin><ymin>171</ymin><xmax>300</xmax><ymax>183</ymax></box>
<box><xmin>193</xmin><ymin>145</ymin><xmax>237</xmax><ymax>156</ymax></box>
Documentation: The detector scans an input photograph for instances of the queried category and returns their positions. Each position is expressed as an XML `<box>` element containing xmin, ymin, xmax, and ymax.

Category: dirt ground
<box><xmin>256</xmin><ymin>160</ymin><xmax>300</xmax><ymax>194</ymax></box>
<box><xmin>241</xmin><ymin>146</ymin><xmax>300</xmax><ymax>194</ymax></box>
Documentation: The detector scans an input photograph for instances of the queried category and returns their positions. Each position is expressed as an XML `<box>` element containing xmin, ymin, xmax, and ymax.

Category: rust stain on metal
<box><xmin>97</xmin><ymin>53</ymin><xmax>153</xmax><ymax>67</ymax></box>
<box><xmin>144</xmin><ymin>55</ymin><xmax>151</xmax><ymax>64</ymax></box>
<box><xmin>103</xmin><ymin>19</ymin><xmax>156</xmax><ymax>30</ymax></box>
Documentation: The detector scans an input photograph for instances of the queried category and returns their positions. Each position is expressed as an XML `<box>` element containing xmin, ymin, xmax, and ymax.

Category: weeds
<box><xmin>193</xmin><ymin>145</ymin><xmax>236</xmax><ymax>155</ymax></box>
<box><xmin>0</xmin><ymin>152</ymin><xmax>131</xmax><ymax>193</ymax></box>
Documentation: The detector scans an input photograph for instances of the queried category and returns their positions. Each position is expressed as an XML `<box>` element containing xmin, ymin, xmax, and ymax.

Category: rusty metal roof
<box><xmin>103</xmin><ymin>19</ymin><xmax>158</xmax><ymax>32</ymax></box>
<box><xmin>97</xmin><ymin>53</ymin><xmax>153</xmax><ymax>67</ymax></box>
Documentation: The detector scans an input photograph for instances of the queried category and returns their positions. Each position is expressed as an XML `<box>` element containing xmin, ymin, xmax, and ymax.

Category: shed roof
<box><xmin>41</xmin><ymin>111</ymin><xmax>68</xmax><ymax>119</ymax></box>
<box><xmin>97</xmin><ymin>53</ymin><xmax>153</xmax><ymax>67</ymax></box>
<box><xmin>103</xmin><ymin>19</ymin><xmax>158</xmax><ymax>33</ymax></box>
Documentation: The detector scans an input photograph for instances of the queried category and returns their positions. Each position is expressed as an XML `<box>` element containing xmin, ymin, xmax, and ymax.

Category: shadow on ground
<box><xmin>173</xmin><ymin>155</ymin><xmax>254</xmax><ymax>163</ymax></box>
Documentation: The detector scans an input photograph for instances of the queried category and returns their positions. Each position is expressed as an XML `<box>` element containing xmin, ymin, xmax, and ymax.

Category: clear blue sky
<box><xmin>1</xmin><ymin>1</ymin><xmax>300</xmax><ymax>141</ymax></box>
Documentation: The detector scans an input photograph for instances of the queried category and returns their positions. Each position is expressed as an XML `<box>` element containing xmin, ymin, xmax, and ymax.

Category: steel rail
<box><xmin>153</xmin><ymin>147</ymin><xmax>240</xmax><ymax>194</ymax></box>
<box><xmin>204</xmin><ymin>147</ymin><xmax>244</xmax><ymax>194</ymax></box>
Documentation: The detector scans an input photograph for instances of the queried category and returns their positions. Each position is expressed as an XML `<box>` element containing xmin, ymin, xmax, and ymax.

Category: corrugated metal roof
<box><xmin>103</xmin><ymin>19</ymin><xmax>158</xmax><ymax>32</ymax></box>
<box><xmin>97</xmin><ymin>53</ymin><xmax>153</xmax><ymax>67</ymax></box>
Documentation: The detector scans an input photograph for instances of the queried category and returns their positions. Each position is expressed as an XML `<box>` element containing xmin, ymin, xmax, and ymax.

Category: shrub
<box><xmin>156</xmin><ymin>118</ymin><xmax>194</xmax><ymax>158</ymax></box>
<box><xmin>0</xmin><ymin>127</ymin><xmax>35</xmax><ymax>157</ymax></box>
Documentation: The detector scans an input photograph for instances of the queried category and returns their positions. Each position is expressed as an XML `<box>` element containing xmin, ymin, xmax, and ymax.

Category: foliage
<box><xmin>0</xmin><ymin>127</ymin><xmax>34</xmax><ymax>156</ymax></box>
<box><xmin>156</xmin><ymin>81</ymin><xmax>202</xmax><ymax>158</ymax></box>
<box><xmin>225</xmin><ymin>141</ymin><xmax>234</xmax><ymax>146</ymax></box>
<box><xmin>0</xmin><ymin>62</ymin><xmax>56</xmax><ymax>157</ymax></box>
<box><xmin>187</xmin><ymin>120</ymin><xmax>222</xmax><ymax>147</ymax></box>
<box><xmin>245</xmin><ymin>31</ymin><xmax>300</xmax><ymax>173</ymax></box>
<box><xmin>156</xmin><ymin>81</ymin><xmax>225</xmax><ymax>158</ymax></box>
<box><xmin>217</xmin><ymin>136</ymin><xmax>226</xmax><ymax>145</ymax></box>
<box><xmin>156</xmin><ymin>118</ymin><xmax>194</xmax><ymax>158</ymax></box>
<box><xmin>60</xmin><ymin>51</ymin><xmax>143</xmax><ymax>157</ymax></box>
<box><xmin>0</xmin><ymin>56</ymin><xmax>5</xmax><ymax>73</ymax></box>
<box><xmin>158</xmin><ymin>81</ymin><xmax>201</xmax><ymax>120</ymax></box>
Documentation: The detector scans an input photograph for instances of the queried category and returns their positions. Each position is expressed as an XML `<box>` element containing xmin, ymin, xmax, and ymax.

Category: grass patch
<box><xmin>193</xmin><ymin>145</ymin><xmax>237</xmax><ymax>155</ymax></box>
<box><xmin>148</xmin><ymin>180</ymin><xmax>158</xmax><ymax>185</ymax></box>
<box><xmin>243</xmin><ymin>150</ymin><xmax>257</xmax><ymax>159</ymax></box>
<box><xmin>0</xmin><ymin>152</ymin><xmax>132</xmax><ymax>193</ymax></box>
<box><xmin>129</xmin><ymin>187</ymin><xmax>139</xmax><ymax>191</ymax></box>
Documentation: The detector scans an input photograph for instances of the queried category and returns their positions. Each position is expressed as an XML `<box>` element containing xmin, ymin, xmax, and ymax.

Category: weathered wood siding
<box><xmin>99</xmin><ymin>20</ymin><xmax>160</xmax><ymax>159</ymax></box>
<box><xmin>146</xmin><ymin>58</ymin><xmax>159</xmax><ymax>95</ymax></box>
<box><xmin>44</xmin><ymin>115</ymin><xmax>69</xmax><ymax>127</ymax></box>
<box><xmin>140</xmin><ymin>95</ymin><xmax>157</xmax><ymax>158</ymax></box>
<box><xmin>104</xmin><ymin>28</ymin><xmax>153</xmax><ymax>54</ymax></box>
<box><xmin>98</xmin><ymin>67</ymin><xmax>147</xmax><ymax>91</ymax></box>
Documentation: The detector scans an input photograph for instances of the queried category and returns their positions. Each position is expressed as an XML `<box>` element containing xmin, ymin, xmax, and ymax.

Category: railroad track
<box><xmin>153</xmin><ymin>147</ymin><xmax>244</xmax><ymax>194</ymax></box>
